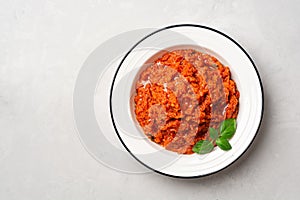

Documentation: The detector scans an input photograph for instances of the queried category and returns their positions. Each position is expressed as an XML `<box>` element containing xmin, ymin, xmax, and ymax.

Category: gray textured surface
<box><xmin>0</xmin><ymin>0</ymin><xmax>299</xmax><ymax>199</ymax></box>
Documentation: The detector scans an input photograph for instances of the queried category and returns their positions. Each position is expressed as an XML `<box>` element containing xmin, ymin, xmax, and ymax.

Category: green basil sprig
<box><xmin>192</xmin><ymin>140</ymin><xmax>214</xmax><ymax>154</ymax></box>
<box><xmin>220</xmin><ymin>118</ymin><xmax>236</xmax><ymax>139</ymax></box>
<box><xmin>192</xmin><ymin>118</ymin><xmax>236</xmax><ymax>154</ymax></box>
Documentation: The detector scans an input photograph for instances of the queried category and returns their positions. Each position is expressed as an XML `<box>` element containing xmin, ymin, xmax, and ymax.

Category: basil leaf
<box><xmin>192</xmin><ymin>140</ymin><xmax>214</xmax><ymax>154</ymax></box>
<box><xmin>216</xmin><ymin>137</ymin><xmax>232</xmax><ymax>151</ymax></box>
<box><xmin>220</xmin><ymin>118</ymin><xmax>236</xmax><ymax>139</ymax></box>
<box><xmin>209</xmin><ymin>127</ymin><xmax>218</xmax><ymax>140</ymax></box>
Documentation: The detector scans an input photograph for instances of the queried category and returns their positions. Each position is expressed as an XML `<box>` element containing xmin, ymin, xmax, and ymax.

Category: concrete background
<box><xmin>0</xmin><ymin>0</ymin><xmax>299</xmax><ymax>199</ymax></box>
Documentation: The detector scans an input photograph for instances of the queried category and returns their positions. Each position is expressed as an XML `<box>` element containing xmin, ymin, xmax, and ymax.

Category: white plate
<box><xmin>110</xmin><ymin>24</ymin><xmax>264</xmax><ymax>178</ymax></box>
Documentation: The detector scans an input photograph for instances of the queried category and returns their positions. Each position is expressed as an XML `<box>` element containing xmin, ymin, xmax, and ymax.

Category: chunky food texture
<box><xmin>133</xmin><ymin>48</ymin><xmax>239</xmax><ymax>154</ymax></box>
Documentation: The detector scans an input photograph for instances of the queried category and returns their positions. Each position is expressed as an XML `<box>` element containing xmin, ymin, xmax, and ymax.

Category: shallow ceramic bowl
<box><xmin>110</xmin><ymin>24</ymin><xmax>264</xmax><ymax>178</ymax></box>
